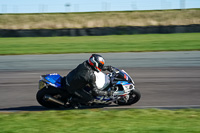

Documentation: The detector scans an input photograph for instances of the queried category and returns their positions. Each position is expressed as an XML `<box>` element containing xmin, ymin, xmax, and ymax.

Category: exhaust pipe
<box><xmin>44</xmin><ymin>95</ymin><xmax>65</xmax><ymax>106</ymax></box>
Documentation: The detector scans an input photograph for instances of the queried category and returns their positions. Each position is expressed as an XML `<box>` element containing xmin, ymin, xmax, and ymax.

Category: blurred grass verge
<box><xmin>0</xmin><ymin>33</ymin><xmax>199</xmax><ymax>55</ymax></box>
<box><xmin>0</xmin><ymin>9</ymin><xmax>199</xmax><ymax>29</ymax></box>
<box><xmin>0</xmin><ymin>109</ymin><xmax>200</xmax><ymax>133</ymax></box>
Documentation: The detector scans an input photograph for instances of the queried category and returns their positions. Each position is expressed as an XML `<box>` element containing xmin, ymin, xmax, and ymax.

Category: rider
<box><xmin>63</xmin><ymin>54</ymin><xmax>113</xmax><ymax>108</ymax></box>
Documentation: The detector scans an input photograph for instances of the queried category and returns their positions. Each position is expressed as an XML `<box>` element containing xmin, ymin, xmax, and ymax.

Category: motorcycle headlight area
<box><xmin>114</xmin><ymin>85</ymin><xmax>130</xmax><ymax>103</ymax></box>
<box><xmin>114</xmin><ymin>84</ymin><xmax>134</xmax><ymax>93</ymax></box>
<box><xmin>39</xmin><ymin>80</ymin><xmax>47</xmax><ymax>90</ymax></box>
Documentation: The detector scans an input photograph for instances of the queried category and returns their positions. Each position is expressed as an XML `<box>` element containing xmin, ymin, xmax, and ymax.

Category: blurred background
<box><xmin>0</xmin><ymin>0</ymin><xmax>199</xmax><ymax>14</ymax></box>
<box><xmin>0</xmin><ymin>0</ymin><xmax>200</xmax><ymax>127</ymax></box>
<box><xmin>0</xmin><ymin>0</ymin><xmax>199</xmax><ymax>36</ymax></box>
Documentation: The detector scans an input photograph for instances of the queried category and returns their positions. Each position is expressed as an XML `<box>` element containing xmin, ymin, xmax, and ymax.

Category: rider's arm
<box><xmin>89</xmin><ymin>73</ymin><xmax>110</xmax><ymax>96</ymax></box>
<box><xmin>91</xmin><ymin>84</ymin><xmax>108</xmax><ymax>96</ymax></box>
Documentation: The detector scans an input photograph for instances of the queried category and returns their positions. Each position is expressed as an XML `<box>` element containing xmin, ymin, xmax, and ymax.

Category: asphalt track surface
<box><xmin>0</xmin><ymin>51</ymin><xmax>200</xmax><ymax>111</ymax></box>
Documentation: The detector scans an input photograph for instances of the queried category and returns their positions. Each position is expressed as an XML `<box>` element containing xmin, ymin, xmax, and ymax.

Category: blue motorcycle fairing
<box><xmin>41</xmin><ymin>73</ymin><xmax>62</xmax><ymax>88</ymax></box>
<box><xmin>116</xmin><ymin>81</ymin><xmax>132</xmax><ymax>85</ymax></box>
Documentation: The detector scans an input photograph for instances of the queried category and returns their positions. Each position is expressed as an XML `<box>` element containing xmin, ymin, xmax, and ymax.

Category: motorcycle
<box><xmin>36</xmin><ymin>67</ymin><xmax>141</xmax><ymax>108</ymax></box>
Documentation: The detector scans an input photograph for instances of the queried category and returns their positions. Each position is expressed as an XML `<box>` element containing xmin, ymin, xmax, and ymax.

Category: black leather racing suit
<box><xmin>64</xmin><ymin>60</ymin><xmax>112</xmax><ymax>104</ymax></box>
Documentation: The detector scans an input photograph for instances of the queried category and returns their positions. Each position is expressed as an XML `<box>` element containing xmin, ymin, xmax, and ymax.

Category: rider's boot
<box><xmin>68</xmin><ymin>97</ymin><xmax>81</xmax><ymax>109</ymax></box>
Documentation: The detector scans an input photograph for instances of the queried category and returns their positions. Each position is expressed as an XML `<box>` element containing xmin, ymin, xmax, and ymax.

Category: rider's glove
<box><xmin>102</xmin><ymin>66</ymin><xmax>113</xmax><ymax>72</ymax></box>
<box><xmin>108</xmin><ymin>66</ymin><xmax>114</xmax><ymax>72</ymax></box>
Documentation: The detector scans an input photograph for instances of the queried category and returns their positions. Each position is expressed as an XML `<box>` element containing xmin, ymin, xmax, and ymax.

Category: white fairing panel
<box><xmin>94</xmin><ymin>71</ymin><xmax>110</xmax><ymax>90</ymax></box>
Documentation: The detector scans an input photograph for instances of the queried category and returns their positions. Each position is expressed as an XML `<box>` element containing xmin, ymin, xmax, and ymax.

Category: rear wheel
<box><xmin>36</xmin><ymin>87</ymin><xmax>67</xmax><ymax>108</ymax></box>
<box><xmin>117</xmin><ymin>88</ymin><xmax>141</xmax><ymax>105</ymax></box>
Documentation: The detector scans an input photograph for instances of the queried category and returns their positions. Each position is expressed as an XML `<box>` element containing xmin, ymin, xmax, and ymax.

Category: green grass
<box><xmin>0</xmin><ymin>33</ymin><xmax>199</xmax><ymax>55</ymax></box>
<box><xmin>0</xmin><ymin>109</ymin><xmax>200</xmax><ymax>133</ymax></box>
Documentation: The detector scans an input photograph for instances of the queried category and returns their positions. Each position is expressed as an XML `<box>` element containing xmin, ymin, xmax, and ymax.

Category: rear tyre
<box><xmin>36</xmin><ymin>87</ymin><xmax>66</xmax><ymax>108</ymax></box>
<box><xmin>117</xmin><ymin>88</ymin><xmax>141</xmax><ymax>105</ymax></box>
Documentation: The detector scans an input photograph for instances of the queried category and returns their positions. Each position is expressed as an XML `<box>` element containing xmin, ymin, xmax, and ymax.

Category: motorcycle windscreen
<box><xmin>116</xmin><ymin>70</ymin><xmax>133</xmax><ymax>83</ymax></box>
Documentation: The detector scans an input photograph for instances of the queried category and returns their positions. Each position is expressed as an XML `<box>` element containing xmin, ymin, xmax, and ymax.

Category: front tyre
<box><xmin>36</xmin><ymin>87</ymin><xmax>65</xmax><ymax>108</ymax></box>
<box><xmin>117</xmin><ymin>88</ymin><xmax>141</xmax><ymax>105</ymax></box>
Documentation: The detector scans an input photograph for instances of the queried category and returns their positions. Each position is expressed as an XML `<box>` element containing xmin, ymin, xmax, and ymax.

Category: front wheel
<box><xmin>117</xmin><ymin>88</ymin><xmax>141</xmax><ymax>105</ymax></box>
<box><xmin>36</xmin><ymin>87</ymin><xmax>67</xmax><ymax>108</ymax></box>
